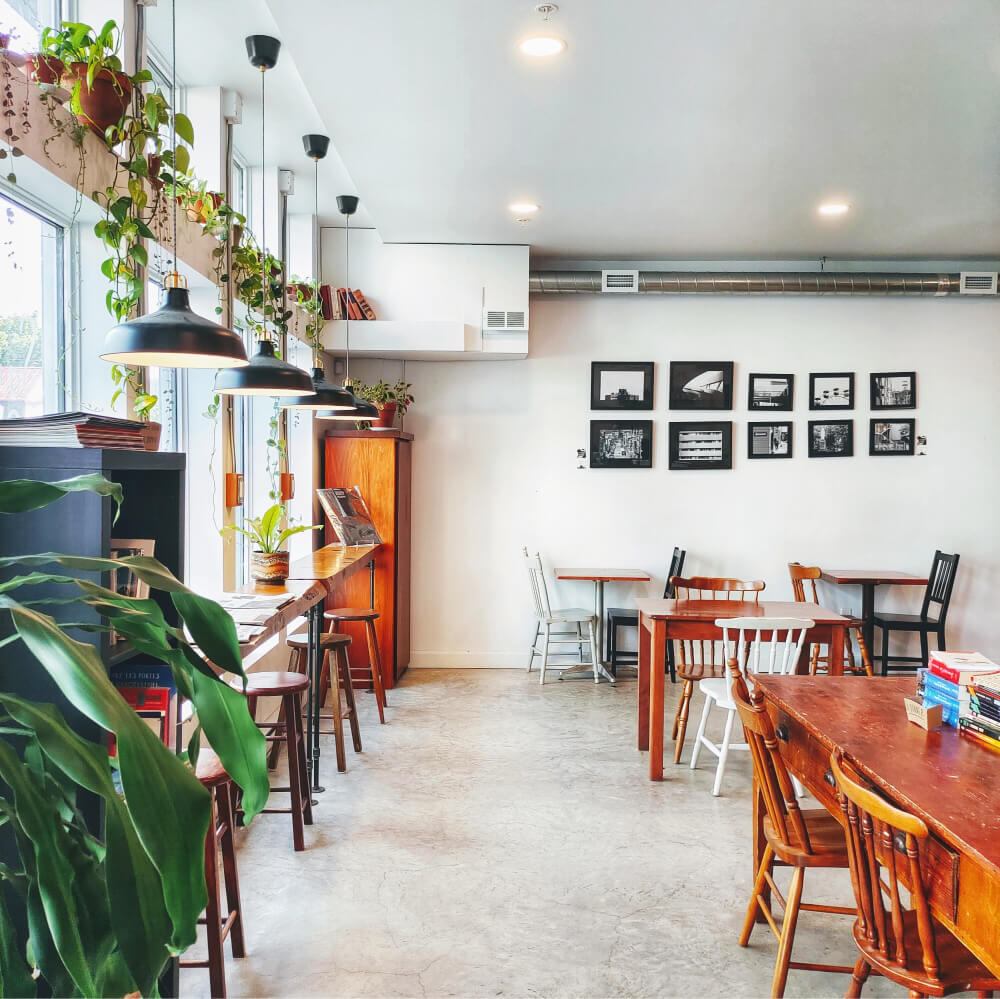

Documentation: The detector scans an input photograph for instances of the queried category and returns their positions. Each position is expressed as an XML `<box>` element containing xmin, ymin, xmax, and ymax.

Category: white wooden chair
<box><xmin>689</xmin><ymin>617</ymin><xmax>812</xmax><ymax>795</ymax></box>
<box><xmin>524</xmin><ymin>548</ymin><xmax>601</xmax><ymax>685</ymax></box>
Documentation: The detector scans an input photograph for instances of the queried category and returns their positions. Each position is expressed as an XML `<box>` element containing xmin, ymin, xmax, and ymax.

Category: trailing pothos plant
<box><xmin>0</xmin><ymin>474</ymin><xmax>268</xmax><ymax>996</ymax></box>
<box><xmin>109</xmin><ymin>361</ymin><xmax>157</xmax><ymax>422</ymax></box>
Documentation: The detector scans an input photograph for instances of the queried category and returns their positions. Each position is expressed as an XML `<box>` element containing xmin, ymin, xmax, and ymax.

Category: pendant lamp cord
<box><xmin>260</xmin><ymin>67</ymin><xmax>266</xmax><ymax>342</ymax></box>
<box><xmin>170</xmin><ymin>0</ymin><xmax>177</xmax><ymax>274</ymax></box>
<box><xmin>344</xmin><ymin>212</ymin><xmax>350</xmax><ymax>382</ymax></box>
<box><xmin>314</xmin><ymin>156</ymin><xmax>320</xmax><ymax>364</ymax></box>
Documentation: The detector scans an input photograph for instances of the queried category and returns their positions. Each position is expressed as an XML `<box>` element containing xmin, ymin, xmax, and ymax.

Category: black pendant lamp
<box><xmin>101</xmin><ymin>0</ymin><xmax>247</xmax><ymax>369</ymax></box>
<box><xmin>318</xmin><ymin>195</ymin><xmax>378</xmax><ymax>421</ymax></box>
<box><xmin>216</xmin><ymin>36</ymin><xmax>315</xmax><ymax>398</ymax></box>
<box><xmin>282</xmin><ymin>135</ymin><xmax>356</xmax><ymax>411</ymax></box>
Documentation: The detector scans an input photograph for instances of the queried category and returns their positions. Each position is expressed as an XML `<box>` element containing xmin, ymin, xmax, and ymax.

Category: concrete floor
<box><xmin>181</xmin><ymin>668</ymin><xmax>894</xmax><ymax>998</ymax></box>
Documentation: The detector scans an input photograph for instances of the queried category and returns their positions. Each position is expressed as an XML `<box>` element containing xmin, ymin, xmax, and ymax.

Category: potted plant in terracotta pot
<box><xmin>25</xmin><ymin>25</ymin><xmax>72</xmax><ymax>86</ymax></box>
<box><xmin>222</xmin><ymin>504</ymin><xmax>320</xmax><ymax>584</ymax></box>
<box><xmin>110</xmin><ymin>364</ymin><xmax>160</xmax><ymax>449</ymax></box>
<box><xmin>60</xmin><ymin>20</ymin><xmax>133</xmax><ymax>135</ymax></box>
<box><xmin>359</xmin><ymin>378</ymin><xmax>414</xmax><ymax>428</ymax></box>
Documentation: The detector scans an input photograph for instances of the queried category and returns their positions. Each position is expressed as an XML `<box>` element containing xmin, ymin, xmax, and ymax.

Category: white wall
<box><xmin>355</xmin><ymin>293</ymin><xmax>1000</xmax><ymax>666</ymax></box>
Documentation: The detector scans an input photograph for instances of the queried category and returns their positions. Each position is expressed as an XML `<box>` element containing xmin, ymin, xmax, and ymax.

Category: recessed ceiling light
<box><xmin>519</xmin><ymin>35</ymin><xmax>566</xmax><ymax>56</ymax></box>
<box><xmin>509</xmin><ymin>202</ymin><xmax>539</xmax><ymax>213</ymax></box>
<box><xmin>818</xmin><ymin>202</ymin><xmax>851</xmax><ymax>216</ymax></box>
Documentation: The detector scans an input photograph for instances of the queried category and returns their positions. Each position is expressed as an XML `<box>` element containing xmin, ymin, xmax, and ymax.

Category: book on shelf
<box><xmin>0</xmin><ymin>411</ymin><xmax>148</xmax><ymax>450</ymax></box>
<box><xmin>110</xmin><ymin>663</ymin><xmax>178</xmax><ymax>753</ymax></box>
<box><xmin>319</xmin><ymin>283</ymin><xmax>335</xmax><ymax>320</ymax></box>
<box><xmin>336</xmin><ymin>287</ymin><xmax>349</xmax><ymax>320</ymax></box>
<box><xmin>353</xmin><ymin>289</ymin><xmax>377</xmax><ymax>320</ymax></box>
<box><xmin>927</xmin><ymin>651</ymin><xmax>1000</xmax><ymax>685</ymax></box>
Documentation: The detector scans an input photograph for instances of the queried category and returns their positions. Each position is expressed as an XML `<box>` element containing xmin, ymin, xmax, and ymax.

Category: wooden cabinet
<box><xmin>323</xmin><ymin>431</ymin><xmax>411</xmax><ymax>689</ymax></box>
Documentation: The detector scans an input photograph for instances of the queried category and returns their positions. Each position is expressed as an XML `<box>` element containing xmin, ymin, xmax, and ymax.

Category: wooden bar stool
<box><xmin>179</xmin><ymin>748</ymin><xmax>245</xmax><ymax>999</ymax></box>
<box><xmin>287</xmin><ymin>630</ymin><xmax>360</xmax><ymax>774</ymax></box>
<box><xmin>235</xmin><ymin>671</ymin><xmax>312</xmax><ymax>851</ymax></box>
<box><xmin>324</xmin><ymin>607</ymin><xmax>388</xmax><ymax>723</ymax></box>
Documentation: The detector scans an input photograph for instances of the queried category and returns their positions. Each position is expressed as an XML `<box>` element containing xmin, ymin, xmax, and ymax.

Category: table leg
<box><xmin>308</xmin><ymin>603</ymin><xmax>324</xmax><ymax>793</ymax></box>
<box><xmin>560</xmin><ymin>579</ymin><xmax>616</xmax><ymax>684</ymax></box>
<box><xmin>648</xmin><ymin>619</ymin><xmax>666</xmax><ymax>780</ymax></box>
<box><xmin>829</xmin><ymin>623</ymin><xmax>845</xmax><ymax>677</ymax></box>
<box><xmin>860</xmin><ymin>583</ymin><xmax>875</xmax><ymax>663</ymax></box>
<box><xmin>638</xmin><ymin>613</ymin><xmax>650</xmax><ymax>751</ymax></box>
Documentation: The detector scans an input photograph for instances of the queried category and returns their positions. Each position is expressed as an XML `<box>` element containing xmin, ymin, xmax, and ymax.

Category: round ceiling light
<box><xmin>509</xmin><ymin>202</ymin><xmax>539</xmax><ymax>213</ymax></box>
<box><xmin>818</xmin><ymin>202</ymin><xmax>851</xmax><ymax>216</ymax></box>
<box><xmin>519</xmin><ymin>35</ymin><xmax>566</xmax><ymax>56</ymax></box>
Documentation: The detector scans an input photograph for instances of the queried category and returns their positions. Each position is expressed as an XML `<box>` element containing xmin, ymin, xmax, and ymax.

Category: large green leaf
<box><xmin>0</xmin><ymin>698</ymin><xmax>171</xmax><ymax>995</ymax></box>
<box><xmin>0</xmin><ymin>880</ymin><xmax>36</xmax><ymax>998</ymax></box>
<box><xmin>2</xmin><ymin>601</ymin><xmax>209</xmax><ymax>952</ymax></box>
<box><xmin>0</xmin><ymin>475</ymin><xmax>122</xmax><ymax>523</ymax></box>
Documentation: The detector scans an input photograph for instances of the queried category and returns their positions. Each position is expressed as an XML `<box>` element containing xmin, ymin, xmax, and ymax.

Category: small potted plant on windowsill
<box><xmin>222</xmin><ymin>503</ymin><xmax>320</xmax><ymax>583</ymax></box>
<box><xmin>359</xmin><ymin>378</ymin><xmax>414</xmax><ymax>429</ymax></box>
<box><xmin>110</xmin><ymin>364</ymin><xmax>161</xmax><ymax>449</ymax></box>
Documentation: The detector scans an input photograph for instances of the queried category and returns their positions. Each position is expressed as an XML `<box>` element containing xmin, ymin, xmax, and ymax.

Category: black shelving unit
<box><xmin>0</xmin><ymin>446</ymin><xmax>186</xmax><ymax>995</ymax></box>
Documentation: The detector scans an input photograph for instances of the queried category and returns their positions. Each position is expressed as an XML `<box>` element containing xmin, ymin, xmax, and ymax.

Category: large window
<box><xmin>0</xmin><ymin>0</ymin><xmax>60</xmax><ymax>51</ymax></box>
<box><xmin>0</xmin><ymin>192</ymin><xmax>65</xmax><ymax>417</ymax></box>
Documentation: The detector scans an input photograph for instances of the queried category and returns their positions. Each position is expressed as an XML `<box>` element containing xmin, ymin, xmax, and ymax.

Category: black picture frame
<box><xmin>668</xmin><ymin>421</ymin><xmax>733</xmax><ymax>470</ymax></box>
<box><xmin>668</xmin><ymin>361</ymin><xmax>734</xmax><ymax>410</ymax></box>
<box><xmin>590</xmin><ymin>361</ymin><xmax>655</xmax><ymax>410</ymax></box>
<box><xmin>809</xmin><ymin>372</ymin><xmax>854</xmax><ymax>410</ymax></box>
<box><xmin>869</xmin><ymin>418</ymin><xmax>915</xmax><ymax>456</ymax></box>
<box><xmin>808</xmin><ymin>419</ymin><xmax>854</xmax><ymax>457</ymax></box>
<box><xmin>590</xmin><ymin>420</ymin><xmax>653</xmax><ymax>468</ymax></box>
<box><xmin>747</xmin><ymin>421</ymin><xmax>793</xmax><ymax>459</ymax></box>
<box><xmin>748</xmin><ymin>373</ymin><xmax>794</xmax><ymax>411</ymax></box>
<box><xmin>870</xmin><ymin>371</ymin><xmax>916</xmax><ymax>410</ymax></box>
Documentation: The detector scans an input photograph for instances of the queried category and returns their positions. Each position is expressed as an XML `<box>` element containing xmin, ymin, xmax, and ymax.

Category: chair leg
<box><xmin>216</xmin><ymin>783</ymin><xmax>245</xmax><ymax>959</ymax></box>
<box><xmin>938</xmin><ymin>626</ymin><xmax>947</xmax><ymax>653</ymax></box>
<box><xmin>845</xmin><ymin>637</ymin><xmax>856</xmax><ymax>673</ymax></box>
<box><xmin>919</xmin><ymin>629</ymin><xmax>930</xmax><ymax>670</ymax></box>
<box><xmin>203</xmin><ymin>793</ymin><xmax>225</xmax><ymax>999</ymax></box>
<box><xmin>339</xmin><ymin>646</ymin><xmax>362</xmax><ymax>753</ymax></box>
<box><xmin>712</xmin><ymin>708</ymin><xmax>737</xmax><ymax>797</ymax></box>
<box><xmin>329</xmin><ymin>657</ymin><xmax>348</xmax><ymax>773</ymax></box>
<box><xmin>854</xmin><ymin>627</ymin><xmax>874</xmax><ymax>677</ymax></box>
<box><xmin>666</xmin><ymin>641</ymin><xmax>676</xmax><ymax>684</ymax></box>
<box><xmin>588</xmin><ymin>619</ymin><xmax>600</xmax><ymax>683</ymax></box>
<box><xmin>689</xmin><ymin>696</ymin><xmax>711</xmax><ymax>770</ymax></box>
<box><xmin>739</xmin><ymin>843</ymin><xmax>774</xmax><ymax>947</ymax></box>
<box><xmin>527</xmin><ymin>620</ymin><xmax>539</xmax><ymax>673</ymax></box>
<box><xmin>771</xmin><ymin>866</ymin><xmax>804</xmax><ymax>998</ymax></box>
<box><xmin>606</xmin><ymin>618</ymin><xmax>614</xmax><ymax>665</ymax></box>
<box><xmin>846</xmin><ymin>957</ymin><xmax>871</xmax><ymax>998</ymax></box>
<box><xmin>365</xmin><ymin>619</ymin><xmax>388</xmax><ymax>721</ymax></box>
<box><xmin>284</xmin><ymin>694</ymin><xmax>308</xmax><ymax>851</ymax></box>
<box><xmin>880</xmin><ymin>625</ymin><xmax>890</xmax><ymax>677</ymax></box>
<box><xmin>579</xmin><ymin>621</ymin><xmax>586</xmax><ymax>663</ymax></box>
<box><xmin>674</xmin><ymin>681</ymin><xmax>693</xmax><ymax>764</ymax></box>
<box><xmin>540</xmin><ymin>625</ymin><xmax>550</xmax><ymax>685</ymax></box>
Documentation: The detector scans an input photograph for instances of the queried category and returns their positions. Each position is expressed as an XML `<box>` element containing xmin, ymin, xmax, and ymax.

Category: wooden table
<box><xmin>755</xmin><ymin>675</ymin><xmax>1000</xmax><ymax>978</ymax></box>
<box><xmin>820</xmin><ymin>569</ymin><xmax>928</xmax><ymax>660</ymax></box>
<box><xmin>238</xmin><ymin>544</ymin><xmax>380</xmax><ymax>791</ymax></box>
<box><xmin>554</xmin><ymin>568</ymin><xmax>651</xmax><ymax>683</ymax></box>
<box><xmin>636</xmin><ymin>599</ymin><xmax>849</xmax><ymax>780</ymax></box>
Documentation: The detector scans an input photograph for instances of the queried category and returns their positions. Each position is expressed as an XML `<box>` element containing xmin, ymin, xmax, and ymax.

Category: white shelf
<box><xmin>319</xmin><ymin>320</ymin><xmax>528</xmax><ymax>361</ymax></box>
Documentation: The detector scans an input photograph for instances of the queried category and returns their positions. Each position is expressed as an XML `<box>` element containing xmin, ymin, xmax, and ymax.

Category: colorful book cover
<box><xmin>110</xmin><ymin>663</ymin><xmax>178</xmax><ymax>753</ymax></box>
<box><xmin>928</xmin><ymin>651</ymin><xmax>1000</xmax><ymax>685</ymax></box>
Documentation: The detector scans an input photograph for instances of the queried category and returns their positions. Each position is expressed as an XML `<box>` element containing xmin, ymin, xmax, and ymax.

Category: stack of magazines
<box><xmin>0</xmin><ymin>412</ymin><xmax>148</xmax><ymax>449</ymax></box>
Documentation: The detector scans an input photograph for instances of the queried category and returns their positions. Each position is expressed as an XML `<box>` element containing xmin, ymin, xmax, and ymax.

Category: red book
<box><xmin>353</xmin><ymin>289</ymin><xmax>377</xmax><ymax>320</ymax></box>
<box><xmin>319</xmin><ymin>284</ymin><xmax>334</xmax><ymax>320</ymax></box>
<box><xmin>928</xmin><ymin>652</ymin><xmax>1000</xmax><ymax>685</ymax></box>
<box><xmin>336</xmin><ymin>288</ymin><xmax>349</xmax><ymax>319</ymax></box>
<box><xmin>346</xmin><ymin>289</ymin><xmax>365</xmax><ymax>320</ymax></box>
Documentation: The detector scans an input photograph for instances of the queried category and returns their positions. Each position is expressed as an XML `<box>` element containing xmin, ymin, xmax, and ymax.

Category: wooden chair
<box><xmin>606</xmin><ymin>546</ymin><xmax>686</xmax><ymax>679</ymax></box>
<box><xmin>731</xmin><ymin>674</ymin><xmax>855</xmax><ymax>998</ymax></box>
<box><xmin>288</xmin><ymin>631</ymin><xmax>359</xmax><ymax>774</ymax></box>
<box><xmin>689</xmin><ymin>617</ymin><xmax>812</xmax><ymax>796</ymax></box>
<box><xmin>831</xmin><ymin>750</ymin><xmax>999</xmax><ymax>998</ymax></box>
<box><xmin>524</xmin><ymin>548</ymin><xmax>601</xmax><ymax>685</ymax></box>
<box><xmin>872</xmin><ymin>551</ymin><xmax>960</xmax><ymax>676</ymax></box>
<box><xmin>179</xmin><ymin>748</ymin><xmax>245</xmax><ymax>998</ymax></box>
<box><xmin>670</xmin><ymin>575</ymin><xmax>765</xmax><ymax>763</ymax></box>
<box><xmin>324</xmin><ymin>607</ymin><xmax>388</xmax><ymax>723</ymax></box>
<box><xmin>788</xmin><ymin>562</ymin><xmax>873</xmax><ymax>676</ymax></box>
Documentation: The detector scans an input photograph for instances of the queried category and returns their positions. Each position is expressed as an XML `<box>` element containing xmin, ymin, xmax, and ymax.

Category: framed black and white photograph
<box><xmin>808</xmin><ymin>420</ymin><xmax>854</xmax><ymax>457</ymax></box>
<box><xmin>590</xmin><ymin>361</ymin><xmax>654</xmax><ymax>410</ymax></box>
<box><xmin>668</xmin><ymin>421</ymin><xmax>733</xmax><ymax>470</ymax></box>
<box><xmin>590</xmin><ymin>420</ymin><xmax>653</xmax><ymax>468</ymax></box>
<box><xmin>869</xmin><ymin>418</ymin><xmax>915</xmax><ymax>456</ymax></box>
<box><xmin>809</xmin><ymin>372</ymin><xmax>854</xmax><ymax>410</ymax></box>
<box><xmin>747</xmin><ymin>422</ymin><xmax>792</xmax><ymax>459</ymax></box>
<box><xmin>870</xmin><ymin>371</ymin><xmax>916</xmax><ymax>410</ymax></box>
<box><xmin>748</xmin><ymin>373</ymin><xmax>794</xmax><ymax>411</ymax></box>
<box><xmin>668</xmin><ymin>361</ymin><xmax>734</xmax><ymax>410</ymax></box>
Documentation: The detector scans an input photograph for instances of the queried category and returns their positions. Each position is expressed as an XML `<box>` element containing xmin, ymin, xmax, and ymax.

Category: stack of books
<box><xmin>961</xmin><ymin>674</ymin><xmax>1000</xmax><ymax>751</ymax></box>
<box><xmin>0</xmin><ymin>411</ymin><xmax>148</xmax><ymax>449</ymax></box>
<box><xmin>334</xmin><ymin>288</ymin><xmax>377</xmax><ymax>321</ymax></box>
<box><xmin>917</xmin><ymin>651</ymin><xmax>1000</xmax><ymax>748</ymax></box>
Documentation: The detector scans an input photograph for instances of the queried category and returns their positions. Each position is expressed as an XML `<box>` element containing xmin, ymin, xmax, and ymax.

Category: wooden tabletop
<box><xmin>286</xmin><ymin>544</ymin><xmax>379</xmax><ymax>582</ymax></box>
<box><xmin>636</xmin><ymin>598</ymin><xmax>849</xmax><ymax>625</ymax></box>
<box><xmin>235</xmin><ymin>578</ymin><xmax>328</xmax><ymax>653</ymax></box>
<box><xmin>556</xmin><ymin>568</ymin><xmax>651</xmax><ymax>582</ymax></box>
<box><xmin>820</xmin><ymin>569</ymin><xmax>928</xmax><ymax>586</ymax></box>
<box><xmin>755</xmin><ymin>675</ymin><xmax>1000</xmax><ymax>879</ymax></box>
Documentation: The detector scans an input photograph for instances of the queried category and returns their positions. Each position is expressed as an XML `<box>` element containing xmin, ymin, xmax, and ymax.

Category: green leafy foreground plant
<box><xmin>0</xmin><ymin>474</ymin><xmax>268</xmax><ymax>996</ymax></box>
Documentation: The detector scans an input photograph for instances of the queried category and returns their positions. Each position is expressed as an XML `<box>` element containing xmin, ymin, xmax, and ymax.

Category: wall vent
<box><xmin>959</xmin><ymin>271</ymin><xmax>998</xmax><ymax>295</ymax></box>
<box><xmin>601</xmin><ymin>269</ymin><xmax>639</xmax><ymax>293</ymax></box>
<box><xmin>482</xmin><ymin>308</ymin><xmax>528</xmax><ymax>333</ymax></box>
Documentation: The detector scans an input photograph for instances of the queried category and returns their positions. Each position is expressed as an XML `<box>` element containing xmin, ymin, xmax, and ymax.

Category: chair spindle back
<box><xmin>920</xmin><ymin>550</ymin><xmax>960</xmax><ymax>625</ymax></box>
<box><xmin>787</xmin><ymin>562</ymin><xmax>821</xmax><ymax>603</ymax></box>
<box><xmin>719</xmin><ymin>617</ymin><xmax>812</xmax><ymax>678</ymax></box>
<box><xmin>523</xmin><ymin>548</ymin><xmax>553</xmax><ymax>620</ymax></box>
<box><xmin>662</xmin><ymin>547</ymin><xmax>687</xmax><ymax>599</ymax></box>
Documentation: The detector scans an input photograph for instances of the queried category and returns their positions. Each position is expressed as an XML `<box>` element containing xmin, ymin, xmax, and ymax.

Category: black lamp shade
<box><xmin>216</xmin><ymin>339</ymin><xmax>315</xmax><ymax>397</ymax></box>
<box><xmin>303</xmin><ymin>134</ymin><xmax>330</xmax><ymax>160</ymax></box>
<box><xmin>317</xmin><ymin>397</ymin><xmax>378</xmax><ymax>420</ymax></box>
<box><xmin>282</xmin><ymin>368</ymin><xmax>356</xmax><ymax>410</ymax></box>
<box><xmin>336</xmin><ymin>195</ymin><xmax>359</xmax><ymax>216</ymax></box>
<box><xmin>101</xmin><ymin>287</ymin><xmax>249</xmax><ymax>368</ymax></box>
<box><xmin>246</xmin><ymin>35</ymin><xmax>280</xmax><ymax>70</ymax></box>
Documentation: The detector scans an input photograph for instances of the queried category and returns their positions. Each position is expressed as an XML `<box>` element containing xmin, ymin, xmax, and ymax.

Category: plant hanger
<box><xmin>216</xmin><ymin>35</ymin><xmax>315</xmax><ymax>397</ymax></box>
<box><xmin>100</xmin><ymin>0</ymin><xmax>248</xmax><ymax>369</ymax></box>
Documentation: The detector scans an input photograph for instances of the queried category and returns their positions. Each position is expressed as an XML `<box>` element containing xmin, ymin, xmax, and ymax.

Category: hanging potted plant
<box><xmin>60</xmin><ymin>20</ymin><xmax>133</xmax><ymax>136</ymax></box>
<box><xmin>25</xmin><ymin>25</ymin><xmax>71</xmax><ymax>86</ymax></box>
<box><xmin>359</xmin><ymin>378</ymin><xmax>414</xmax><ymax>428</ymax></box>
<box><xmin>222</xmin><ymin>503</ymin><xmax>320</xmax><ymax>583</ymax></box>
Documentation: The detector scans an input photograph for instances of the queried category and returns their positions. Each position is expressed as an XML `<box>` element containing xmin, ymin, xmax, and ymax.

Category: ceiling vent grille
<box><xmin>959</xmin><ymin>271</ymin><xmax>998</xmax><ymax>295</ymax></box>
<box><xmin>482</xmin><ymin>308</ymin><xmax>528</xmax><ymax>333</ymax></box>
<box><xmin>601</xmin><ymin>269</ymin><xmax>639</xmax><ymax>293</ymax></box>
